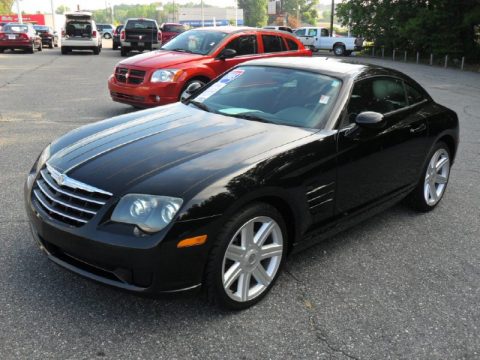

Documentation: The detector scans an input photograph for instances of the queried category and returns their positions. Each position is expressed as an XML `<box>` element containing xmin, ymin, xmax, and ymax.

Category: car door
<box><xmin>317</xmin><ymin>28</ymin><xmax>329</xmax><ymax>49</ymax></box>
<box><xmin>209</xmin><ymin>33</ymin><xmax>260</xmax><ymax>75</ymax></box>
<box><xmin>335</xmin><ymin>76</ymin><xmax>428</xmax><ymax>214</ymax></box>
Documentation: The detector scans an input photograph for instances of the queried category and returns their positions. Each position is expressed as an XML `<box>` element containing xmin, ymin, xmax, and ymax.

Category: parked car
<box><xmin>97</xmin><ymin>23</ymin><xmax>115</xmax><ymax>39</ymax></box>
<box><xmin>112</xmin><ymin>24</ymin><xmax>123</xmax><ymax>50</ymax></box>
<box><xmin>159</xmin><ymin>22</ymin><xmax>186</xmax><ymax>44</ymax></box>
<box><xmin>120</xmin><ymin>18</ymin><xmax>162</xmax><ymax>56</ymax></box>
<box><xmin>108</xmin><ymin>27</ymin><xmax>311</xmax><ymax>108</ymax></box>
<box><xmin>25</xmin><ymin>57</ymin><xmax>459</xmax><ymax>309</ymax></box>
<box><xmin>263</xmin><ymin>25</ymin><xmax>293</xmax><ymax>33</ymax></box>
<box><xmin>61</xmin><ymin>12</ymin><xmax>102</xmax><ymax>55</ymax></box>
<box><xmin>0</xmin><ymin>23</ymin><xmax>42</xmax><ymax>53</ymax></box>
<box><xmin>294</xmin><ymin>26</ymin><xmax>362</xmax><ymax>55</ymax></box>
<box><xmin>0</xmin><ymin>22</ymin><xmax>8</xmax><ymax>31</ymax></box>
<box><xmin>33</xmin><ymin>25</ymin><xmax>58</xmax><ymax>48</ymax></box>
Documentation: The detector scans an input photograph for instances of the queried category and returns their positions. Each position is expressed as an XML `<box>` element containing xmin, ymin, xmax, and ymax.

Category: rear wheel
<box><xmin>61</xmin><ymin>46</ymin><xmax>68</xmax><ymax>55</ymax></box>
<box><xmin>333</xmin><ymin>44</ymin><xmax>346</xmax><ymax>56</ymax></box>
<box><xmin>408</xmin><ymin>141</ymin><xmax>451</xmax><ymax>212</ymax></box>
<box><xmin>0</xmin><ymin>48</ymin><xmax>4</xmax><ymax>53</ymax></box>
<box><xmin>26</xmin><ymin>43</ymin><xmax>34</xmax><ymax>54</ymax></box>
<box><xmin>120</xmin><ymin>47</ymin><xmax>128</xmax><ymax>57</ymax></box>
<box><xmin>93</xmin><ymin>46</ymin><xmax>100</xmax><ymax>55</ymax></box>
<box><xmin>205</xmin><ymin>203</ymin><xmax>287</xmax><ymax>310</ymax></box>
<box><xmin>50</xmin><ymin>40</ymin><xmax>54</xmax><ymax>48</ymax></box>
<box><xmin>38</xmin><ymin>42</ymin><xmax>42</xmax><ymax>52</ymax></box>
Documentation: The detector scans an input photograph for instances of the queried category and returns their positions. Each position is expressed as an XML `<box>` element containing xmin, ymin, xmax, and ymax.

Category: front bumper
<box><xmin>108</xmin><ymin>75</ymin><xmax>182</xmax><ymax>108</ymax></box>
<box><xmin>25</xmin><ymin>180</ymin><xmax>220</xmax><ymax>294</ymax></box>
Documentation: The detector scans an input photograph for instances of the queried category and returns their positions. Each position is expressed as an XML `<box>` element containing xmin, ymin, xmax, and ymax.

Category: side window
<box><xmin>347</xmin><ymin>77</ymin><xmax>408</xmax><ymax>121</ymax></box>
<box><xmin>285</xmin><ymin>37</ymin><xmax>299</xmax><ymax>50</ymax></box>
<box><xmin>321</xmin><ymin>29</ymin><xmax>329</xmax><ymax>37</ymax></box>
<box><xmin>225</xmin><ymin>35</ymin><xmax>257</xmax><ymax>56</ymax></box>
<box><xmin>262</xmin><ymin>35</ymin><xmax>286</xmax><ymax>53</ymax></box>
<box><xmin>405</xmin><ymin>82</ymin><xmax>426</xmax><ymax>105</ymax></box>
<box><xmin>294</xmin><ymin>28</ymin><xmax>306</xmax><ymax>36</ymax></box>
<box><xmin>307</xmin><ymin>29</ymin><xmax>318</xmax><ymax>36</ymax></box>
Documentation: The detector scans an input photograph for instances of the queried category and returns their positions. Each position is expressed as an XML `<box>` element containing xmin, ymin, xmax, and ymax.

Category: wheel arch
<box><xmin>332</xmin><ymin>41</ymin><xmax>346</xmax><ymax>50</ymax></box>
<box><xmin>437</xmin><ymin>134</ymin><xmax>457</xmax><ymax>160</ymax></box>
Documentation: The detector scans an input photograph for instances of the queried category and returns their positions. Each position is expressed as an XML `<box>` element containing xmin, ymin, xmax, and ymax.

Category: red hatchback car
<box><xmin>108</xmin><ymin>27</ymin><xmax>311</xmax><ymax>108</ymax></box>
<box><xmin>0</xmin><ymin>23</ymin><xmax>42</xmax><ymax>53</ymax></box>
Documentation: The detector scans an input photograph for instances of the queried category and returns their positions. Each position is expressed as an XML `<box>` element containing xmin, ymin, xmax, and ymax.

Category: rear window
<box><xmin>34</xmin><ymin>26</ymin><xmax>49</xmax><ymax>31</ymax></box>
<box><xmin>162</xmin><ymin>24</ymin><xmax>185</xmax><ymax>33</ymax></box>
<box><xmin>4</xmin><ymin>24</ymin><xmax>28</xmax><ymax>32</ymax></box>
<box><xmin>262</xmin><ymin>35</ymin><xmax>286</xmax><ymax>53</ymax></box>
<box><xmin>286</xmin><ymin>38</ymin><xmax>299</xmax><ymax>50</ymax></box>
<box><xmin>126</xmin><ymin>20</ymin><xmax>157</xmax><ymax>30</ymax></box>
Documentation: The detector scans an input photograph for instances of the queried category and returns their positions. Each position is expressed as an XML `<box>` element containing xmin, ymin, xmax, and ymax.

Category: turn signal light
<box><xmin>177</xmin><ymin>235</ymin><xmax>208</xmax><ymax>248</ymax></box>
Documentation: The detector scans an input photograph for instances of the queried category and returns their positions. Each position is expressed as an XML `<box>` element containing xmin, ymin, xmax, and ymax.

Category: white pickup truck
<box><xmin>294</xmin><ymin>27</ymin><xmax>362</xmax><ymax>56</ymax></box>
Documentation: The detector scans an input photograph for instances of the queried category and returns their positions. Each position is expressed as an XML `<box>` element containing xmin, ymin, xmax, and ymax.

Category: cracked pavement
<box><xmin>0</xmin><ymin>44</ymin><xmax>479</xmax><ymax>359</ymax></box>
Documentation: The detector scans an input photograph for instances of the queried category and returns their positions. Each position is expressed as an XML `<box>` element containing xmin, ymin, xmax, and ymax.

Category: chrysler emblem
<box><xmin>58</xmin><ymin>174</ymin><xmax>66</xmax><ymax>186</ymax></box>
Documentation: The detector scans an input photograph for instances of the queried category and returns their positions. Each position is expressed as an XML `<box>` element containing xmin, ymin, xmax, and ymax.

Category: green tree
<box><xmin>336</xmin><ymin>0</ymin><xmax>480</xmax><ymax>58</ymax></box>
<box><xmin>0</xmin><ymin>0</ymin><xmax>14</xmax><ymax>13</ymax></box>
<box><xmin>238</xmin><ymin>0</ymin><xmax>268</xmax><ymax>27</ymax></box>
<box><xmin>55</xmin><ymin>5</ymin><xmax>70</xmax><ymax>14</ymax></box>
<box><xmin>280</xmin><ymin>0</ymin><xmax>318</xmax><ymax>25</ymax></box>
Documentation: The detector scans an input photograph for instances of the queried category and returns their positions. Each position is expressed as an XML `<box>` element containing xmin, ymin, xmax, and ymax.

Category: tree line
<box><xmin>336</xmin><ymin>0</ymin><xmax>480</xmax><ymax>58</ymax></box>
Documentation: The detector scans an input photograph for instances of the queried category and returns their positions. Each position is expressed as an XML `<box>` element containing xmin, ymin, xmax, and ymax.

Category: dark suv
<box><xmin>112</xmin><ymin>24</ymin><xmax>123</xmax><ymax>50</ymax></box>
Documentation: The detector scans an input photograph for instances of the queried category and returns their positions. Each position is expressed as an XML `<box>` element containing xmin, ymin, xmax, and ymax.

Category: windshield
<box><xmin>125</xmin><ymin>20</ymin><xmax>156</xmax><ymax>30</ymax></box>
<box><xmin>4</xmin><ymin>24</ymin><xmax>28</xmax><ymax>32</ymax></box>
<box><xmin>190</xmin><ymin>66</ymin><xmax>342</xmax><ymax>129</ymax></box>
<box><xmin>33</xmin><ymin>25</ymin><xmax>49</xmax><ymax>31</ymax></box>
<box><xmin>161</xmin><ymin>30</ymin><xmax>227</xmax><ymax>55</ymax></box>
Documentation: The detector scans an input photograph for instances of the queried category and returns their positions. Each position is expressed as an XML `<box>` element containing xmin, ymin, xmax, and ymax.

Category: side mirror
<box><xmin>355</xmin><ymin>111</ymin><xmax>385</xmax><ymax>129</ymax></box>
<box><xmin>216</xmin><ymin>48</ymin><xmax>237</xmax><ymax>60</ymax></box>
<box><xmin>181</xmin><ymin>82</ymin><xmax>204</xmax><ymax>102</ymax></box>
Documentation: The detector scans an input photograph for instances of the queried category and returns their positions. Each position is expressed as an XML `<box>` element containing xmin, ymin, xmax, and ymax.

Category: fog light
<box><xmin>155</xmin><ymin>95</ymin><xmax>160</xmax><ymax>102</ymax></box>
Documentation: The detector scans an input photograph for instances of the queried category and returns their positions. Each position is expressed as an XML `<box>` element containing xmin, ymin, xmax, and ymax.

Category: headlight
<box><xmin>111</xmin><ymin>194</ymin><xmax>183</xmax><ymax>233</ymax></box>
<box><xmin>36</xmin><ymin>144</ymin><xmax>51</xmax><ymax>173</ymax></box>
<box><xmin>151</xmin><ymin>69</ymin><xmax>182</xmax><ymax>83</ymax></box>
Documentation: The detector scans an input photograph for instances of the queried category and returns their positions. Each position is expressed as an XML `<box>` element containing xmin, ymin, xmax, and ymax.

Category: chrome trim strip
<box><xmin>37</xmin><ymin>181</ymin><xmax>97</xmax><ymax>215</ymax></box>
<box><xmin>33</xmin><ymin>189</ymin><xmax>88</xmax><ymax>223</ymax></box>
<box><xmin>306</xmin><ymin>182</ymin><xmax>335</xmax><ymax>196</ymax></box>
<box><xmin>309</xmin><ymin>198</ymin><xmax>334</xmax><ymax>209</ymax></box>
<box><xmin>307</xmin><ymin>190</ymin><xmax>335</xmax><ymax>204</ymax></box>
<box><xmin>46</xmin><ymin>163</ymin><xmax>112</xmax><ymax>196</ymax></box>
<box><xmin>40</xmin><ymin>170</ymin><xmax>106</xmax><ymax>205</ymax></box>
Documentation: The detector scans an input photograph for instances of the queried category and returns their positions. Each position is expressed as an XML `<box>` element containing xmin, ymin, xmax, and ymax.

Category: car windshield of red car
<box><xmin>161</xmin><ymin>30</ymin><xmax>227</xmax><ymax>55</ymax></box>
<box><xmin>4</xmin><ymin>24</ymin><xmax>28</xmax><ymax>33</ymax></box>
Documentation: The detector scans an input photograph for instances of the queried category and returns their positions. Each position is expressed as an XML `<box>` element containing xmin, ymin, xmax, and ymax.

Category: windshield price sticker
<box><xmin>219</xmin><ymin>69</ymin><xmax>245</xmax><ymax>84</ymax></box>
<box><xmin>331</xmin><ymin>80</ymin><xmax>341</xmax><ymax>88</ymax></box>
<box><xmin>319</xmin><ymin>95</ymin><xmax>330</xmax><ymax>104</ymax></box>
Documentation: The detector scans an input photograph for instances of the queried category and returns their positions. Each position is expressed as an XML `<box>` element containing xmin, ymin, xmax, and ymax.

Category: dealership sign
<box><xmin>0</xmin><ymin>14</ymin><xmax>46</xmax><ymax>24</ymax></box>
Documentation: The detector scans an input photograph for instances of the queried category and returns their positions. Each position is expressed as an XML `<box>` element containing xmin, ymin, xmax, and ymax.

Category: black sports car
<box><xmin>25</xmin><ymin>57</ymin><xmax>459</xmax><ymax>309</ymax></box>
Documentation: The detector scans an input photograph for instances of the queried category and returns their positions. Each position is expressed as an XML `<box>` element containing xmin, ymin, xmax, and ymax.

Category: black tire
<box><xmin>180</xmin><ymin>79</ymin><xmax>206</xmax><ymax>102</ymax></box>
<box><xmin>61</xmin><ymin>47</ymin><xmax>68</xmax><ymax>55</ymax></box>
<box><xmin>120</xmin><ymin>47</ymin><xmax>128</xmax><ymax>57</ymax></box>
<box><xmin>333</xmin><ymin>44</ymin><xmax>346</xmax><ymax>56</ymax></box>
<box><xmin>93</xmin><ymin>46</ymin><xmax>100</xmax><ymax>55</ymax></box>
<box><xmin>38</xmin><ymin>42</ymin><xmax>42</xmax><ymax>52</ymax></box>
<box><xmin>204</xmin><ymin>202</ymin><xmax>288</xmax><ymax>310</ymax></box>
<box><xmin>50</xmin><ymin>40</ymin><xmax>54</xmax><ymax>49</ymax></box>
<box><xmin>345</xmin><ymin>50</ymin><xmax>352</xmax><ymax>56</ymax></box>
<box><xmin>112</xmin><ymin>43</ymin><xmax>118</xmax><ymax>50</ymax></box>
<box><xmin>0</xmin><ymin>48</ymin><xmax>4</xmax><ymax>53</ymax></box>
<box><xmin>408</xmin><ymin>141</ymin><xmax>451</xmax><ymax>212</ymax></box>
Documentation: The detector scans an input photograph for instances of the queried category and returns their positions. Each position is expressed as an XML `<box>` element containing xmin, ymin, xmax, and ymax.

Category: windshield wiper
<box><xmin>233</xmin><ymin>113</ymin><xmax>273</xmax><ymax>124</ymax></box>
<box><xmin>189</xmin><ymin>100</ymin><xmax>212</xmax><ymax>113</ymax></box>
<box><xmin>170</xmin><ymin>48</ymin><xmax>194</xmax><ymax>53</ymax></box>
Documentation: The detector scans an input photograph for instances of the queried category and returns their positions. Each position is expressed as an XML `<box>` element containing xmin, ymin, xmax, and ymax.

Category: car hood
<box><xmin>118</xmin><ymin>50</ymin><xmax>206</xmax><ymax>69</ymax></box>
<box><xmin>47</xmin><ymin>103</ymin><xmax>315</xmax><ymax>196</ymax></box>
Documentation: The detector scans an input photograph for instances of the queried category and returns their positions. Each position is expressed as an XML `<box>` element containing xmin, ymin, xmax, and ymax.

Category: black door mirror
<box><xmin>216</xmin><ymin>48</ymin><xmax>237</xmax><ymax>60</ymax></box>
<box><xmin>355</xmin><ymin>111</ymin><xmax>385</xmax><ymax>129</ymax></box>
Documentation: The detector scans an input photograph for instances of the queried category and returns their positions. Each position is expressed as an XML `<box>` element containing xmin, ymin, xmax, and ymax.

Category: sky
<box><xmin>17</xmin><ymin>0</ymin><xmax>333</xmax><ymax>14</ymax></box>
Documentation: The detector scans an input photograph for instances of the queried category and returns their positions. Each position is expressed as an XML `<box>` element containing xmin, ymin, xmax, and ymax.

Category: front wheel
<box><xmin>408</xmin><ymin>142</ymin><xmax>451</xmax><ymax>212</ymax></box>
<box><xmin>93</xmin><ymin>46</ymin><xmax>100</xmax><ymax>55</ymax></box>
<box><xmin>205</xmin><ymin>203</ymin><xmax>287</xmax><ymax>310</ymax></box>
<box><xmin>180</xmin><ymin>79</ymin><xmax>206</xmax><ymax>101</ymax></box>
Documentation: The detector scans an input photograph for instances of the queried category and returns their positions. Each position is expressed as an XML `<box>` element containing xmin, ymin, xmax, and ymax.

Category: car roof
<box><xmin>238</xmin><ymin>56</ymin><xmax>396</xmax><ymax>80</ymax></box>
<box><xmin>192</xmin><ymin>26</ymin><xmax>297</xmax><ymax>35</ymax></box>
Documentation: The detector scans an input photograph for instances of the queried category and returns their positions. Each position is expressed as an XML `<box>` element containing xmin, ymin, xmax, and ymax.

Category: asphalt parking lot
<box><xmin>1</xmin><ymin>42</ymin><xmax>479</xmax><ymax>359</ymax></box>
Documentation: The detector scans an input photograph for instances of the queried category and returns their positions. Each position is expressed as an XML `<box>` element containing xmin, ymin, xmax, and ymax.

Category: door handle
<box><xmin>409</xmin><ymin>123</ymin><xmax>426</xmax><ymax>134</ymax></box>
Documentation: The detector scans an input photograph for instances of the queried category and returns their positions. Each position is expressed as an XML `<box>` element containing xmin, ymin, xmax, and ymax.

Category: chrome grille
<box><xmin>32</xmin><ymin>166</ymin><xmax>112</xmax><ymax>227</ymax></box>
<box><xmin>115</xmin><ymin>67</ymin><xmax>146</xmax><ymax>85</ymax></box>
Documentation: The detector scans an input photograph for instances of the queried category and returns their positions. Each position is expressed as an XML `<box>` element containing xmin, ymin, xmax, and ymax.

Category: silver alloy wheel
<box><xmin>222</xmin><ymin>216</ymin><xmax>283</xmax><ymax>303</ymax></box>
<box><xmin>424</xmin><ymin>148</ymin><xmax>450</xmax><ymax>206</ymax></box>
<box><xmin>180</xmin><ymin>80</ymin><xmax>205</xmax><ymax>101</ymax></box>
<box><xmin>334</xmin><ymin>45</ymin><xmax>344</xmax><ymax>56</ymax></box>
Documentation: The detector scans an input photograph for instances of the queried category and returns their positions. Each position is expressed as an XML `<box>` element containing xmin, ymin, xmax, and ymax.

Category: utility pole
<box><xmin>330</xmin><ymin>0</ymin><xmax>334</xmax><ymax>37</ymax></box>
<box><xmin>16</xmin><ymin>0</ymin><xmax>23</xmax><ymax>24</ymax></box>
<box><xmin>201</xmin><ymin>0</ymin><xmax>204</xmax><ymax>27</ymax></box>
<box><xmin>235</xmin><ymin>0</ymin><xmax>238</xmax><ymax>26</ymax></box>
<box><xmin>50</xmin><ymin>0</ymin><xmax>56</xmax><ymax>30</ymax></box>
